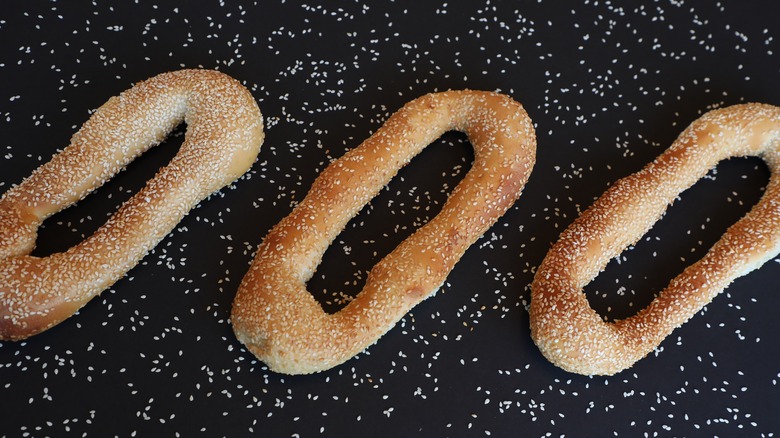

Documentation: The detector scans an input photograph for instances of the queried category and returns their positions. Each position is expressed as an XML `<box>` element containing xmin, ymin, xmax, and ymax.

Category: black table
<box><xmin>1</xmin><ymin>2</ymin><xmax>778</xmax><ymax>436</ymax></box>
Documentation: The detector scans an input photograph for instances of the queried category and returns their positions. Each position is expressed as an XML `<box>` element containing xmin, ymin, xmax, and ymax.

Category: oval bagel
<box><xmin>231</xmin><ymin>90</ymin><xmax>536</xmax><ymax>375</ymax></box>
<box><xmin>530</xmin><ymin>103</ymin><xmax>780</xmax><ymax>375</ymax></box>
<box><xmin>0</xmin><ymin>69</ymin><xmax>264</xmax><ymax>340</ymax></box>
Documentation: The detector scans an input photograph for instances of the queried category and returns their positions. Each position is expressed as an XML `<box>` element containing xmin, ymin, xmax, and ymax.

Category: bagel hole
<box><xmin>584</xmin><ymin>156</ymin><xmax>769</xmax><ymax>322</ymax></box>
<box><xmin>31</xmin><ymin>126</ymin><xmax>186</xmax><ymax>257</ymax></box>
<box><xmin>306</xmin><ymin>131</ymin><xmax>474</xmax><ymax>314</ymax></box>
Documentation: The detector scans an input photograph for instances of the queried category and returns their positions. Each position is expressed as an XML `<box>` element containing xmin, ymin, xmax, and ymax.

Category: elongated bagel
<box><xmin>0</xmin><ymin>69</ymin><xmax>264</xmax><ymax>340</ymax></box>
<box><xmin>232</xmin><ymin>91</ymin><xmax>536</xmax><ymax>375</ymax></box>
<box><xmin>530</xmin><ymin>103</ymin><xmax>780</xmax><ymax>375</ymax></box>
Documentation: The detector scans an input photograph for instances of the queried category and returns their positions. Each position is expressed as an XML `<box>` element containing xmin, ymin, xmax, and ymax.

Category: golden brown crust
<box><xmin>231</xmin><ymin>90</ymin><xmax>536</xmax><ymax>375</ymax></box>
<box><xmin>0</xmin><ymin>69</ymin><xmax>264</xmax><ymax>340</ymax></box>
<box><xmin>530</xmin><ymin>103</ymin><xmax>780</xmax><ymax>375</ymax></box>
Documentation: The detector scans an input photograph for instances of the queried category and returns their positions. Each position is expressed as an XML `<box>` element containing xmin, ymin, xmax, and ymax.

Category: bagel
<box><xmin>530</xmin><ymin>103</ymin><xmax>780</xmax><ymax>375</ymax></box>
<box><xmin>0</xmin><ymin>69</ymin><xmax>264</xmax><ymax>340</ymax></box>
<box><xmin>232</xmin><ymin>90</ymin><xmax>536</xmax><ymax>374</ymax></box>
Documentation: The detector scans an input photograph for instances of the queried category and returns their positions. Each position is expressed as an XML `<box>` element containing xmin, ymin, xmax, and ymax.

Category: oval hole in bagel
<box><xmin>31</xmin><ymin>127</ymin><xmax>186</xmax><ymax>258</ymax></box>
<box><xmin>307</xmin><ymin>131</ymin><xmax>473</xmax><ymax>314</ymax></box>
<box><xmin>584</xmin><ymin>156</ymin><xmax>769</xmax><ymax>322</ymax></box>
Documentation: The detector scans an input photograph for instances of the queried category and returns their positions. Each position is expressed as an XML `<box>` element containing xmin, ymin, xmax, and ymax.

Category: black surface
<box><xmin>1</xmin><ymin>1</ymin><xmax>779</xmax><ymax>436</ymax></box>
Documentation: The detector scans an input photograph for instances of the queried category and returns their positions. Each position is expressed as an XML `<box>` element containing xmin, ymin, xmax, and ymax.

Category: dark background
<box><xmin>1</xmin><ymin>1</ymin><xmax>778</xmax><ymax>436</ymax></box>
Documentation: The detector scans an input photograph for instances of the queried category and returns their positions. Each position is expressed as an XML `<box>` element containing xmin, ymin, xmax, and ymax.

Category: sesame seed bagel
<box><xmin>0</xmin><ymin>69</ymin><xmax>264</xmax><ymax>340</ymax></box>
<box><xmin>530</xmin><ymin>103</ymin><xmax>780</xmax><ymax>375</ymax></box>
<box><xmin>231</xmin><ymin>91</ymin><xmax>536</xmax><ymax>375</ymax></box>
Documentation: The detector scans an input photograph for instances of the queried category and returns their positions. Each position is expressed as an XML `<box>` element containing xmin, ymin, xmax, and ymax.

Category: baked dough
<box><xmin>232</xmin><ymin>90</ymin><xmax>536</xmax><ymax>374</ymax></box>
<box><xmin>530</xmin><ymin>103</ymin><xmax>780</xmax><ymax>375</ymax></box>
<box><xmin>0</xmin><ymin>69</ymin><xmax>264</xmax><ymax>340</ymax></box>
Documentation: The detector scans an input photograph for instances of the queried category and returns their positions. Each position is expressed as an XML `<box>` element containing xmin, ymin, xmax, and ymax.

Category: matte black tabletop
<box><xmin>1</xmin><ymin>2</ymin><xmax>778</xmax><ymax>436</ymax></box>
